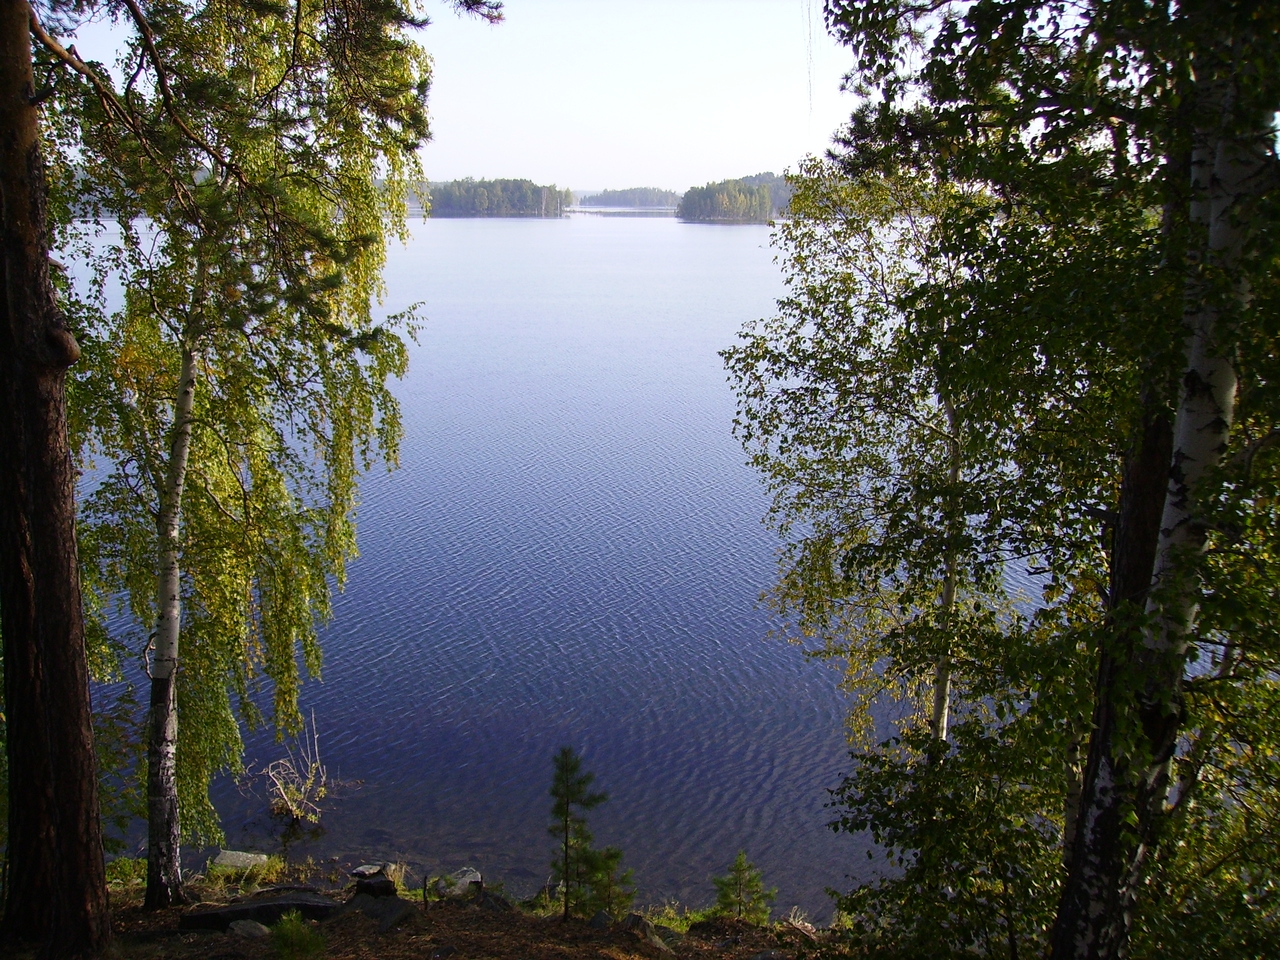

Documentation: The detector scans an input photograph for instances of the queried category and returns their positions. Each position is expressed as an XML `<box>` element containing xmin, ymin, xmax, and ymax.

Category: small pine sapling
<box><xmin>712</xmin><ymin>851</ymin><xmax>776</xmax><ymax>924</ymax></box>
<box><xmin>585</xmin><ymin>845</ymin><xmax>635</xmax><ymax>917</ymax></box>
<box><xmin>548</xmin><ymin>746</ymin><xmax>608</xmax><ymax>920</ymax></box>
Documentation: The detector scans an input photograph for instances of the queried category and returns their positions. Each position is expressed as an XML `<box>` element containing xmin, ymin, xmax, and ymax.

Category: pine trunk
<box><xmin>0</xmin><ymin>3</ymin><xmax>111</xmax><ymax>953</ymax></box>
<box><xmin>144</xmin><ymin>344</ymin><xmax>198</xmax><ymax>909</ymax></box>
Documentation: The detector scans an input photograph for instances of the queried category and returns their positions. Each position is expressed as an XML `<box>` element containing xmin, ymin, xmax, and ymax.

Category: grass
<box><xmin>271</xmin><ymin>909</ymin><xmax>325</xmax><ymax>960</ymax></box>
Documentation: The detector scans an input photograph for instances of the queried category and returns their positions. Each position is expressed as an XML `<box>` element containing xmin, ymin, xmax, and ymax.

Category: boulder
<box><xmin>355</xmin><ymin>876</ymin><xmax>397</xmax><ymax>898</ymax></box>
<box><xmin>213</xmin><ymin>850</ymin><xmax>270</xmax><ymax>870</ymax></box>
<box><xmin>228</xmin><ymin>919</ymin><xmax>271</xmax><ymax>938</ymax></box>
<box><xmin>350</xmin><ymin>863</ymin><xmax>386</xmax><ymax>879</ymax></box>
<box><xmin>476</xmin><ymin>890</ymin><xmax>513</xmax><ymax>913</ymax></box>
<box><xmin>333</xmin><ymin>892</ymin><xmax>417</xmax><ymax>933</ymax></box>
<box><xmin>588</xmin><ymin>910</ymin><xmax>614</xmax><ymax>929</ymax></box>
<box><xmin>654</xmin><ymin>924</ymin><xmax>684</xmax><ymax>943</ymax></box>
<box><xmin>435</xmin><ymin>867</ymin><xmax>483</xmax><ymax>899</ymax></box>
<box><xmin>180</xmin><ymin>892</ymin><xmax>339</xmax><ymax>931</ymax></box>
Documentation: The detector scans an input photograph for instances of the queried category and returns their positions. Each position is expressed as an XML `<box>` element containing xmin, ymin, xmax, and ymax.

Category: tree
<box><xmin>0</xmin><ymin>2</ymin><xmax>110</xmax><ymax>953</ymax></box>
<box><xmin>32</xmin><ymin>0</ymin><xmax>503</xmax><ymax>909</ymax></box>
<box><xmin>738</xmin><ymin>2</ymin><xmax>1280</xmax><ymax>956</ymax></box>
<box><xmin>712</xmin><ymin>851</ymin><xmax>774</xmax><ymax>924</ymax></box>
<box><xmin>548</xmin><ymin>746</ymin><xmax>608</xmax><ymax>920</ymax></box>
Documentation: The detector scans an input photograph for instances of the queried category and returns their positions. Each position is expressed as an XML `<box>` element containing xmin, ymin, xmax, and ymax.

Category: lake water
<box><xmin>128</xmin><ymin>214</ymin><xmax>869</xmax><ymax>918</ymax></box>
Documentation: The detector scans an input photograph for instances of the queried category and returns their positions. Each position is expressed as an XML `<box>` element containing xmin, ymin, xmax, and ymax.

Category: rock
<box><xmin>355</xmin><ymin>876</ymin><xmax>397</xmax><ymax>898</ymax></box>
<box><xmin>620</xmin><ymin>914</ymin><xmax>654</xmax><ymax>935</ymax></box>
<box><xmin>180</xmin><ymin>892</ymin><xmax>340</xmax><ymax>931</ymax></box>
<box><xmin>331</xmin><ymin>892</ymin><xmax>417</xmax><ymax>932</ymax></box>
<box><xmin>654</xmin><ymin>924</ymin><xmax>683</xmax><ymax>943</ymax></box>
<box><xmin>350</xmin><ymin>863</ymin><xmax>386</xmax><ymax>879</ymax></box>
<box><xmin>619</xmin><ymin>914</ymin><xmax>671</xmax><ymax>954</ymax></box>
<box><xmin>213</xmin><ymin>850</ymin><xmax>270</xmax><ymax>870</ymax></box>
<box><xmin>476</xmin><ymin>890</ymin><xmax>512</xmax><ymax>912</ymax></box>
<box><xmin>451</xmin><ymin>867</ymin><xmax>483</xmax><ymax>894</ymax></box>
<box><xmin>228</xmin><ymin>919</ymin><xmax>271</xmax><ymax>938</ymax></box>
<box><xmin>588</xmin><ymin>910</ymin><xmax>614</xmax><ymax>929</ymax></box>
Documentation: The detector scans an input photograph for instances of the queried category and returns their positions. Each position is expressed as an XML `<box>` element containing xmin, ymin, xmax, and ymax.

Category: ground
<box><xmin>97</xmin><ymin>893</ymin><xmax>826</xmax><ymax>960</ymax></box>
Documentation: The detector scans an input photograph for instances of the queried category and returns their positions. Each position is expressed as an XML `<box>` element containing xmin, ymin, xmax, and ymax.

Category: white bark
<box><xmin>145</xmin><ymin>341</ymin><xmax>198</xmax><ymax>907</ymax></box>
<box><xmin>930</xmin><ymin>397</ymin><xmax>960</xmax><ymax>744</ymax></box>
<box><xmin>1146</xmin><ymin>92</ymin><xmax>1270</xmax><ymax>651</ymax></box>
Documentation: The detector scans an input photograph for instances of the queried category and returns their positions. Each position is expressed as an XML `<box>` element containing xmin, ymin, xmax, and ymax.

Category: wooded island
<box><xmin>424</xmin><ymin>178</ymin><xmax>573</xmax><ymax>217</ymax></box>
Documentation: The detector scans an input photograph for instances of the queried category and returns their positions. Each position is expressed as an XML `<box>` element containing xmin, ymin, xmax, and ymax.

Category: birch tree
<box><xmin>37</xmin><ymin>0</ymin><xmax>502</xmax><ymax>908</ymax></box>
<box><xmin>765</xmin><ymin>2</ymin><xmax>1280</xmax><ymax>956</ymax></box>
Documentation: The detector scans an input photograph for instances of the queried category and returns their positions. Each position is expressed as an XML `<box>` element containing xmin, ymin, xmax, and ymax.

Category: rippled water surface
<box><xmin>207</xmin><ymin>215</ymin><xmax>867</xmax><ymax>916</ymax></box>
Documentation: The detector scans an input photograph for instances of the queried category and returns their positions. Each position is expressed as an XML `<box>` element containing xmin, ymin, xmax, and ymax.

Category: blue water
<box><xmin>127</xmin><ymin>215</ymin><xmax>868</xmax><ymax>917</ymax></box>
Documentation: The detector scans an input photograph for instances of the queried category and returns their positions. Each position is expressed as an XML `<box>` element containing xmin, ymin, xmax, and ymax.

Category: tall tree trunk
<box><xmin>1050</xmin><ymin>72</ymin><xmax>1272</xmax><ymax>960</ymax></box>
<box><xmin>930</xmin><ymin>396</ymin><xmax>960</xmax><ymax>745</ymax></box>
<box><xmin>0</xmin><ymin>3</ymin><xmax>111</xmax><ymax>953</ymax></box>
<box><xmin>1050</xmin><ymin>406</ymin><xmax>1172</xmax><ymax>959</ymax></box>
<box><xmin>144</xmin><ymin>343</ymin><xmax>198</xmax><ymax>909</ymax></box>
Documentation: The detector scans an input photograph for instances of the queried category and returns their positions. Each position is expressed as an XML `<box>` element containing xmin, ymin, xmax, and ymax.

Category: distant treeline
<box><xmin>577</xmin><ymin>187</ymin><xmax>679</xmax><ymax>208</ymax></box>
<box><xmin>676</xmin><ymin>173</ymin><xmax>792</xmax><ymax>223</ymax></box>
<box><xmin>426</xmin><ymin>179</ymin><xmax>572</xmax><ymax>217</ymax></box>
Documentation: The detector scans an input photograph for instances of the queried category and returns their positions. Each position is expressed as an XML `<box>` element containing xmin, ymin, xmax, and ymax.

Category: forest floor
<box><xmin>96</xmin><ymin>892</ymin><xmax>825</xmax><ymax>960</ymax></box>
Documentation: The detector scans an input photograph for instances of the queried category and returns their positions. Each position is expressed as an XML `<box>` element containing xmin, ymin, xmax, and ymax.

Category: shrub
<box><xmin>271</xmin><ymin>910</ymin><xmax>325</xmax><ymax>960</ymax></box>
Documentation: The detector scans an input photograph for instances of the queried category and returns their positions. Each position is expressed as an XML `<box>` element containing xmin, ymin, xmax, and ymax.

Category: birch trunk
<box><xmin>1050</xmin><ymin>75</ymin><xmax>1272</xmax><ymax>960</ymax></box>
<box><xmin>144</xmin><ymin>343</ymin><xmax>198</xmax><ymax>909</ymax></box>
<box><xmin>0</xmin><ymin>3</ymin><xmax>112</xmax><ymax>951</ymax></box>
<box><xmin>929</xmin><ymin>397</ymin><xmax>960</xmax><ymax>745</ymax></box>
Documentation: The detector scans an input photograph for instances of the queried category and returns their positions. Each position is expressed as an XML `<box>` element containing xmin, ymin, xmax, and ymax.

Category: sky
<box><xmin>66</xmin><ymin>0</ymin><xmax>859</xmax><ymax>194</ymax></box>
<box><xmin>419</xmin><ymin>0</ymin><xmax>857</xmax><ymax>191</ymax></box>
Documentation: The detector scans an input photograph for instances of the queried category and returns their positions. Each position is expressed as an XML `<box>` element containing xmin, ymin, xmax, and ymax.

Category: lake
<box><xmin>156</xmin><ymin>214</ymin><xmax>869</xmax><ymax>918</ymax></box>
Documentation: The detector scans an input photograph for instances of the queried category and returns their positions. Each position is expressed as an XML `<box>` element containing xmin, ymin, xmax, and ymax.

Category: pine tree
<box><xmin>548</xmin><ymin>746</ymin><xmax>607</xmax><ymax>920</ymax></box>
<box><xmin>712</xmin><ymin>851</ymin><xmax>775</xmax><ymax>924</ymax></box>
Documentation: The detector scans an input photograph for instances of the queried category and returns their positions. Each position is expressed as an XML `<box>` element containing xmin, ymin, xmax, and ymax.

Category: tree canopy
<box><xmin>726</xmin><ymin>1</ymin><xmax>1280</xmax><ymax>955</ymax></box>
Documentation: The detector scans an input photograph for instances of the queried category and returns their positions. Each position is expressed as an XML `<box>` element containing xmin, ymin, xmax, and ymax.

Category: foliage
<box><xmin>37</xmin><ymin>0</ymin><xmax>506</xmax><ymax>849</ymax></box>
<box><xmin>725</xmin><ymin>0</ymin><xmax>1280</xmax><ymax>950</ymax></box>
<box><xmin>677</xmin><ymin>179</ymin><xmax>772</xmax><ymax>223</ymax></box>
<box><xmin>547</xmin><ymin>746</ymin><xmax>631</xmax><ymax>919</ymax></box>
<box><xmin>103</xmin><ymin>857</ymin><xmax>148</xmax><ymax>887</ymax></box>
<box><xmin>429</xmin><ymin>178</ymin><xmax>572</xmax><ymax>217</ymax></box>
<box><xmin>578</xmin><ymin>187</ymin><xmax>679</xmax><ymax>208</ymax></box>
<box><xmin>271</xmin><ymin>909</ymin><xmax>325</xmax><ymax>960</ymax></box>
<box><xmin>711</xmin><ymin>851</ymin><xmax>774</xmax><ymax>924</ymax></box>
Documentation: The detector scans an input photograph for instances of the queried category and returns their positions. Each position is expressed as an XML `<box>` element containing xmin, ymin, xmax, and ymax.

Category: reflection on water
<box><xmin>192</xmin><ymin>215</ymin><xmax>872</xmax><ymax>917</ymax></box>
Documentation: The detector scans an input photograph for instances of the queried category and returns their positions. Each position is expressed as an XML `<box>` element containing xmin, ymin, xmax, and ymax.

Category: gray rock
<box><xmin>451</xmin><ymin>867</ymin><xmax>483</xmax><ymax>893</ymax></box>
<box><xmin>588</xmin><ymin>910</ymin><xmax>614</xmax><ymax>929</ymax></box>
<box><xmin>228</xmin><ymin>919</ymin><xmax>270</xmax><ymax>938</ymax></box>
<box><xmin>180</xmin><ymin>892</ymin><xmax>340</xmax><ymax>931</ymax></box>
<box><xmin>213</xmin><ymin>850</ymin><xmax>270</xmax><ymax>870</ymax></box>
<box><xmin>351</xmin><ymin>863</ymin><xmax>386</xmax><ymax>879</ymax></box>
<box><xmin>654</xmin><ymin>924</ymin><xmax>683</xmax><ymax>943</ymax></box>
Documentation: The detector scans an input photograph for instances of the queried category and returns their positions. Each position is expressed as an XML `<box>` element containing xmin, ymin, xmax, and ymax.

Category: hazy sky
<box><xmin>419</xmin><ymin>0</ymin><xmax>857</xmax><ymax>191</ymax></box>
<box><xmin>67</xmin><ymin>0</ymin><xmax>859</xmax><ymax>193</ymax></box>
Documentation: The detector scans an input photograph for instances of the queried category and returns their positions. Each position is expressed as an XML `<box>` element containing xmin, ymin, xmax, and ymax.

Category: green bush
<box><xmin>104</xmin><ymin>856</ymin><xmax>148</xmax><ymax>885</ymax></box>
<box><xmin>271</xmin><ymin>910</ymin><xmax>325</xmax><ymax>960</ymax></box>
